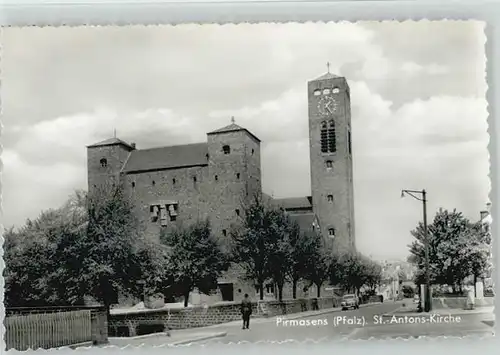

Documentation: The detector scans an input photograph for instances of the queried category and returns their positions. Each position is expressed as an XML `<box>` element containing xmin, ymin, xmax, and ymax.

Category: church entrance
<box><xmin>219</xmin><ymin>283</ymin><xmax>234</xmax><ymax>301</ymax></box>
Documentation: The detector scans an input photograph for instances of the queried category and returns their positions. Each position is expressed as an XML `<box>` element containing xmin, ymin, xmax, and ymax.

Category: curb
<box><xmin>168</xmin><ymin>331</ymin><xmax>227</xmax><ymax>346</ymax></box>
<box><xmin>109</xmin><ymin>332</ymin><xmax>170</xmax><ymax>341</ymax></box>
<box><xmin>66</xmin><ymin>341</ymin><xmax>94</xmax><ymax>349</ymax></box>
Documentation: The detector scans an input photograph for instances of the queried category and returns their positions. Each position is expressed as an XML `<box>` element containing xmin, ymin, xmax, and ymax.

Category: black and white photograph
<box><xmin>1</xmin><ymin>21</ymin><xmax>494</xmax><ymax>350</ymax></box>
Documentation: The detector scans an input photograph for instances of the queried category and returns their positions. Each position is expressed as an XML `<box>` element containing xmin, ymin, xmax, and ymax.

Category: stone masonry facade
<box><xmin>86</xmin><ymin>72</ymin><xmax>356</xmax><ymax>303</ymax></box>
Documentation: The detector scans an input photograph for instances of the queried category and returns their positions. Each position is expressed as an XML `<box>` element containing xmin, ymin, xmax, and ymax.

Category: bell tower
<box><xmin>308</xmin><ymin>69</ymin><xmax>355</xmax><ymax>252</ymax></box>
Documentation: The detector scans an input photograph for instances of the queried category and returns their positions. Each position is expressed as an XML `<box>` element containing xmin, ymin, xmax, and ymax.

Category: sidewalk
<box><xmin>106</xmin><ymin>330</ymin><xmax>228</xmax><ymax>347</ymax></box>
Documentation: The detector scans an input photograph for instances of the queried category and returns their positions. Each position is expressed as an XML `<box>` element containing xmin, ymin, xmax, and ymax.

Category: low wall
<box><xmin>432</xmin><ymin>296</ymin><xmax>494</xmax><ymax>310</ymax></box>
<box><xmin>109</xmin><ymin>296</ymin><xmax>342</xmax><ymax>337</ymax></box>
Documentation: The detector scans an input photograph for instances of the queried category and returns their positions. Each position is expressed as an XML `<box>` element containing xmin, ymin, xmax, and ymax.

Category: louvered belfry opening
<box><xmin>320</xmin><ymin>120</ymin><xmax>336</xmax><ymax>153</ymax></box>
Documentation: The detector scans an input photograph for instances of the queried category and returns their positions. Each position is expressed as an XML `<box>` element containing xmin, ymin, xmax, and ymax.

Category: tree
<box><xmin>82</xmin><ymin>183</ymin><xmax>148</xmax><ymax>317</ymax></box>
<box><xmin>161</xmin><ymin>219</ymin><xmax>230</xmax><ymax>307</ymax></box>
<box><xmin>459</xmin><ymin>221</ymin><xmax>491</xmax><ymax>296</ymax></box>
<box><xmin>363</xmin><ymin>258</ymin><xmax>383</xmax><ymax>292</ymax></box>
<box><xmin>4</xmin><ymin>186</ymin><xmax>170</xmax><ymax>313</ymax></box>
<box><xmin>287</xmin><ymin>221</ymin><xmax>318</xmax><ymax>299</ymax></box>
<box><xmin>266</xmin><ymin>211</ymin><xmax>294</xmax><ymax>301</ymax></box>
<box><xmin>337</xmin><ymin>252</ymin><xmax>366</xmax><ymax>294</ymax></box>
<box><xmin>302</xmin><ymin>232</ymin><xmax>331</xmax><ymax>298</ymax></box>
<box><xmin>4</xmin><ymin>211</ymin><xmax>73</xmax><ymax>307</ymax></box>
<box><xmin>231</xmin><ymin>195</ymin><xmax>273</xmax><ymax>300</ymax></box>
<box><xmin>128</xmin><ymin>239</ymin><xmax>172</xmax><ymax>301</ymax></box>
<box><xmin>408</xmin><ymin>208</ymin><xmax>491</xmax><ymax>293</ymax></box>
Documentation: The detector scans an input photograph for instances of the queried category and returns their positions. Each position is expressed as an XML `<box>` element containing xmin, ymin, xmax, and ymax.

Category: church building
<box><xmin>86</xmin><ymin>71</ymin><xmax>356</xmax><ymax>302</ymax></box>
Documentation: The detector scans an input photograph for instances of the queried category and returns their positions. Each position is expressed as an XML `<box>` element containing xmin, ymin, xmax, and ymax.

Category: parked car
<box><xmin>341</xmin><ymin>294</ymin><xmax>359</xmax><ymax>310</ymax></box>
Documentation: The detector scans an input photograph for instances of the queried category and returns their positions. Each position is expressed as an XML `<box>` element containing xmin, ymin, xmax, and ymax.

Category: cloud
<box><xmin>1</xmin><ymin>150</ymin><xmax>85</xmax><ymax>227</ymax></box>
<box><xmin>400</xmin><ymin>62</ymin><xmax>449</xmax><ymax>76</ymax></box>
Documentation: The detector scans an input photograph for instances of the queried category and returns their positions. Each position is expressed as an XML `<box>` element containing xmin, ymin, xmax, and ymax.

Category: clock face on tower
<box><xmin>317</xmin><ymin>95</ymin><xmax>338</xmax><ymax>116</ymax></box>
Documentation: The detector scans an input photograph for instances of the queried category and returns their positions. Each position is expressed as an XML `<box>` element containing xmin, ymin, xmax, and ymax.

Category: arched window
<box><xmin>327</xmin><ymin>194</ymin><xmax>334</xmax><ymax>202</ymax></box>
<box><xmin>328</xmin><ymin>228</ymin><xmax>335</xmax><ymax>238</ymax></box>
<box><xmin>223</xmin><ymin>145</ymin><xmax>231</xmax><ymax>154</ymax></box>
<box><xmin>100</xmin><ymin>158</ymin><xmax>107</xmax><ymax>168</ymax></box>
<box><xmin>326</xmin><ymin>160</ymin><xmax>333</xmax><ymax>169</ymax></box>
<box><xmin>332</xmin><ymin>87</ymin><xmax>340</xmax><ymax>94</ymax></box>
<box><xmin>313</xmin><ymin>89</ymin><xmax>321</xmax><ymax>96</ymax></box>
<box><xmin>323</xmin><ymin>88</ymin><xmax>331</xmax><ymax>95</ymax></box>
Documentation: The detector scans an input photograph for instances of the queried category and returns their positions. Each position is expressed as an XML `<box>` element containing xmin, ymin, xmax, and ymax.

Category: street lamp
<box><xmin>401</xmin><ymin>189</ymin><xmax>432</xmax><ymax>313</ymax></box>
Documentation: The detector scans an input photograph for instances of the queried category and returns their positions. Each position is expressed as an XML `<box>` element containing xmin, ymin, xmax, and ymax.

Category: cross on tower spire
<box><xmin>231</xmin><ymin>116</ymin><xmax>235</xmax><ymax>124</ymax></box>
<box><xmin>326</xmin><ymin>62</ymin><xmax>331</xmax><ymax>73</ymax></box>
<box><xmin>113</xmin><ymin>128</ymin><xmax>117</xmax><ymax>138</ymax></box>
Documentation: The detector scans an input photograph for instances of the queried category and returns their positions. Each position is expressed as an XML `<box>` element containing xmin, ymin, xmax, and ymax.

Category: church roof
<box><xmin>87</xmin><ymin>137</ymin><xmax>135</xmax><ymax>150</ymax></box>
<box><xmin>122</xmin><ymin>143</ymin><xmax>208</xmax><ymax>173</ymax></box>
<box><xmin>289</xmin><ymin>213</ymin><xmax>319</xmax><ymax>236</ymax></box>
<box><xmin>207</xmin><ymin>123</ymin><xmax>261</xmax><ymax>142</ymax></box>
<box><xmin>272</xmin><ymin>196</ymin><xmax>313</xmax><ymax>211</ymax></box>
<box><xmin>313</xmin><ymin>72</ymin><xmax>341</xmax><ymax>81</ymax></box>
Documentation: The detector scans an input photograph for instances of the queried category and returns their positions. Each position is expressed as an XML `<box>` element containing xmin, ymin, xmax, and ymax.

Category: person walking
<box><xmin>240</xmin><ymin>293</ymin><xmax>253</xmax><ymax>330</ymax></box>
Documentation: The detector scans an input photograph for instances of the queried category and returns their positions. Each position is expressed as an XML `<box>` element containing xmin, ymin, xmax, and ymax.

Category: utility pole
<box><xmin>401</xmin><ymin>189</ymin><xmax>432</xmax><ymax>312</ymax></box>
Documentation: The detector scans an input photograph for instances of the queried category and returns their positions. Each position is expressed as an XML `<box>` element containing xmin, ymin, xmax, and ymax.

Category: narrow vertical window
<box><xmin>100</xmin><ymin>158</ymin><xmax>107</xmax><ymax>168</ymax></box>
<box><xmin>223</xmin><ymin>145</ymin><xmax>231</xmax><ymax>154</ymax></box>
<box><xmin>236</xmin><ymin>173</ymin><xmax>240</xmax><ymax>179</ymax></box>
<box><xmin>328</xmin><ymin>228</ymin><xmax>335</xmax><ymax>238</ymax></box>
<box><xmin>326</xmin><ymin>160</ymin><xmax>333</xmax><ymax>170</ymax></box>
<box><xmin>215</xmin><ymin>175</ymin><xmax>218</xmax><ymax>181</ymax></box>
<box><xmin>328</xmin><ymin>120</ymin><xmax>336</xmax><ymax>153</ymax></box>
<box><xmin>222</xmin><ymin>229</ymin><xmax>227</xmax><ymax>237</ymax></box>
<box><xmin>172</xmin><ymin>178</ymin><xmax>176</xmax><ymax>185</ymax></box>
<box><xmin>320</xmin><ymin>121</ymin><xmax>328</xmax><ymax>153</ymax></box>
<box><xmin>235</xmin><ymin>209</ymin><xmax>240</xmax><ymax>216</ymax></box>
<box><xmin>348</xmin><ymin>130</ymin><xmax>352</xmax><ymax>155</ymax></box>
<box><xmin>168</xmin><ymin>204</ymin><xmax>178</xmax><ymax>221</ymax></box>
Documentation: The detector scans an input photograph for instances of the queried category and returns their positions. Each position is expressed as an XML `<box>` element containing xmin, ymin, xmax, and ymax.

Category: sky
<box><xmin>1</xmin><ymin>21</ymin><xmax>489</xmax><ymax>261</ymax></box>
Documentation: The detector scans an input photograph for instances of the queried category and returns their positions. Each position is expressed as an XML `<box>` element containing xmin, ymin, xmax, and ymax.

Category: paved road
<box><xmin>195</xmin><ymin>302</ymin><xmax>494</xmax><ymax>344</ymax></box>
